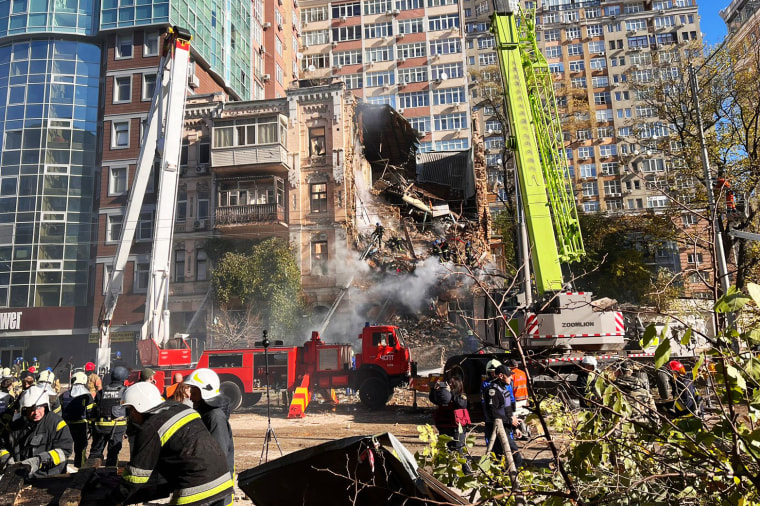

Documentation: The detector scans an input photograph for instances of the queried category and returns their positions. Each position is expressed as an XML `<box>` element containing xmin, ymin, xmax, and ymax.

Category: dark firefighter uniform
<box><xmin>0</xmin><ymin>410</ymin><xmax>73</xmax><ymax>478</ymax></box>
<box><xmin>109</xmin><ymin>401</ymin><xmax>234</xmax><ymax>506</ymax></box>
<box><xmin>89</xmin><ymin>381</ymin><xmax>127</xmax><ymax>466</ymax></box>
<box><xmin>60</xmin><ymin>386</ymin><xmax>94</xmax><ymax>468</ymax></box>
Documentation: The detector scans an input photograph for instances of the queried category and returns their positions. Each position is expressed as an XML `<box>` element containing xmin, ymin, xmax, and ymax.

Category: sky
<box><xmin>699</xmin><ymin>1</ymin><xmax>729</xmax><ymax>45</ymax></box>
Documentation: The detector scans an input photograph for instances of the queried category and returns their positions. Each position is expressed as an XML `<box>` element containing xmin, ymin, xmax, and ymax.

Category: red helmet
<box><xmin>85</xmin><ymin>362</ymin><xmax>96</xmax><ymax>372</ymax></box>
<box><xmin>668</xmin><ymin>360</ymin><xmax>685</xmax><ymax>374</ymax></box>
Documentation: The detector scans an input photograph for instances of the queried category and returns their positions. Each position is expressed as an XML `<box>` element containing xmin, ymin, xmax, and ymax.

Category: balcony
<box><xmin>216</xmin><ymin>203</ymin><xmax>286</xmax><ymax>225</ymax></box>
<box><xmin>215</xmin><ymin>175</ymin><xmax>288</xmax><ymax>235</ymax></box>
<box><xmin>211</xmin><ymin>144</ymin><xmax>290</xmax><ymax>175</ymax></box>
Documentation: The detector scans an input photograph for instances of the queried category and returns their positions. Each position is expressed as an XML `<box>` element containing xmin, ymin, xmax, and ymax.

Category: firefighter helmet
<box><xmin>122</xmin><ymin>382</ymin><xmax>163</xmax><ymax>413</ymax></box>
<box><xmin>72</xmin><ymin>372</ymin><xmax>88</xmax><ymax>385</ymax></box>
<box><xmin>38</xmin><ymin>370</ymin><xmax>54</xmax><ymax>383</ymax></box>
<box><xmin>184</xmin><ymin>368</ymin><xmax>221</xmax><ymax>400</ymax></box>
<box><xmin>21</xmin><ymin>386</ymin><xmax>49</xmax><ymax>409</ymax></box>
<box><xmin>668</xmin><ymin>360</ymin><xmax>686</xmax><ymax>374</ymax></box>
<box><xmin>111</xmin><ymin>366</ymin><xmax>129</xmax><ymax>382</ymax></box>
<box><xmin>84</xmin><ymin>362</ymin><xmax>96</xmax><ymax>372</ymax></box>
<box><xmin>581</xmin><ymin>356</ymin><xmax>598</xmax><ymax>369</ymax></box>
<box><xmin>1</xmin><ymin>368</ymin><xmax>10</xmax><ymax>378</ymax></box>
<box><xmin>485</xmin><ymin>359</ymin><xmax>502</xmax><ymax>372</ymax></box>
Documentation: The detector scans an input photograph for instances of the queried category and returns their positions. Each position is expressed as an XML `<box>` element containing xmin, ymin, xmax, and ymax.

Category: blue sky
<box><xmin>699</xmin><ymin>1</ymin><xmax>728</xmax><ymax>45</ymax></box>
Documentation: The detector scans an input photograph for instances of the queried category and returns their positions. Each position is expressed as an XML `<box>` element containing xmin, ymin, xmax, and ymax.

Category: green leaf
<box><xmin>654</xmin><ymin>337</ymin><xmax>672</xmax><ymax>370</ymax></box>
<box><xmin>641</xmin><ymin>323</ymin><xmax>658</xmax><ymax>348</ymax></box>
<box><xmin>726</xmin><ymin>365</ymin><xmax>747</xmax><ymax>392</ymax></box>
<box><xmin>714</xmin><ymin>286</ymin><xmax>751</xmax><ymax>313</ymax></box>
<box><xmin>680</xmin><ymin>327</ymin><xmax>693</xmax><ymax>346</ymax></box>
<box><xmin>747</xmin><ymin>282</ymin><xmax>760</xmax><ymax>306</ymax></box>
<box><xmin>692</xmin><ymin>354</ymin><xmax>705</xmax><ymax>381</ymax></box>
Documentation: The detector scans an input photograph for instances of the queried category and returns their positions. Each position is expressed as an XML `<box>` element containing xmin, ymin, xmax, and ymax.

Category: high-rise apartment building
<box><xmin>721</xmin><ymin>0</ymin><xmax>760</xmax><ymax>46</ymax></box>
<box><xmin>0</xmin><ymin>0</ymin><xmax>292</xmax><ymax>364</ymax></box>
<box><xmin>299</xmin><ymin>0</ymin><xmax>472</xmax><ymax>152</ymax></box>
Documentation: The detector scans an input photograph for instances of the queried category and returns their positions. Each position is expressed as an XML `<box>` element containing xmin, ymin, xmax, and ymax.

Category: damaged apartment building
<box><xmin>96</xmin><ymin>80</ymin><xmax>493</xmax><ymax>353</ymax></box>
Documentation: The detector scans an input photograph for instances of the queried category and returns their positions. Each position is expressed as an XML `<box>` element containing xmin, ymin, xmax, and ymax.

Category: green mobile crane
<box><xmin>492</xmin><ymin>0</ymin><xmax>625</xmax><ymax>352</ymax></box>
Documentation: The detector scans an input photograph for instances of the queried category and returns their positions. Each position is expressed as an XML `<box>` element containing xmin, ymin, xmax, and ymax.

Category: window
<box><xmin>544</xmin><ymin>29</ymin><xmax>560</xmax><ymax>42</ymax></box>
<box><xmin>688</xmin><ymin>253</ymin><xmax>704</xmax><ymax>265</ymax></box>
<box><xmin>571</xmin><ymin>77</ymin><xmax>586</xmax><ymax>88</ymax></box>
<box><xmin>144</xmin><ymin>31</ymin><xmax>159</xmax><ymax>56</ymax></box>
<box><xmin>601</xmin><ymin>162</ymin><xmax>619</xmax><ymax>175</ymax></box>
<box><xmin>174</xmin><ymin>249</ymin><xmax>185</xmax><ymax>282</ymax></box>
<box><xmin>604</xmin><ymin>180</ymin><xmax>621</xmax><ymax>195</ymax></box>
<box><xmin>109</xmin><ymin>166</ymin><xmax>127</xmax><ymax>195</ymax></box>
<box><xmin>599</xmin><ymin>145</ymin><xmax>617</xmax><ymax>157</ymax></box>
<box><xmin>176</xmin><ymin>187</ymin><xmax>187</xmax><ymax>222</ymax></box>
<box><xmin>579</xmin><ymin>164</ymin><xmax>596</xmax><ymax>178</ymax></box>
<box><xmin>589</xmin><ymin>57</ymin><xmax>606</xmax><ymax>70</ymax></box>
<box><xmin>107</xmin><ymin>215</ymin><xmax>123</xmax><ymax>242</ymax></box>
<box><xmin>366</xmin><ymin>71</ymin><xmax>394</xmax><ymax>87</ymax></box>
<box><xmin>310</xmin><ymin>183</ymin><xmax>327</xmax><ymax>213</ymax></box>
<box><xmin>648</xmin><ymin>196</ymin><xmax>668</xmax><ymax>208</ymax></box>
<box><xmin>114</xmin><ymin>76</ymin><xmax>131</xmax><ymax>103</ymax></box>
<box><xmin>544</xmin><ymin>45</ymin><xmax>561</xmax><ymax>58</ymax></box>
<box><xmin>311</xmin><ymin>241</ymin><xmax>328</xmax><ymax>276</ymax></box>
<box><xmin>429</xmin><ymin>14</ymin><xmax>459</xmax><ymax>31</ymax></box>
<box><xmin>578</xmin><ymin>146</ymin><xmax>593</xmax><ymax>159</ymax></box>
<box><xmin>333</xmin><ymin>49</ymin><xmax>362</xmax><ymax>66</ymax></box>
<box><xmin>112</xmin><ymin>121</ymin><xmax>129</xmax><ymax>148</ymax></box>
<box><xmin>569</xmin><ymin>60</ymin><xmax>584</xmax><ymax>72</ymax></box>
<box><xmin>399</xmin><ymin>91</ymin><xmax>429</xmax><ymax>108</ymax></box>
<box><xmin>196</xmin><ymin>250</ymin><xmax>208</xmax><ymax>281</ymax></box>
<box><xmin>583</xmin><ymin>201</ymin><xmax>600</xmax><ymax>212</ymax></box>
<box><xmin>137</xmin><ymin>211</ymin><xmax>153</xmax><ymax>241</ymax></box>
<box><xmin>582</xmin><ymin>182</ymin><xmax>598</xmax><ymax>197</ymax></box>
<box><xmin>432</xmin><ymin>87</ymin><xmax>466</xmax><ymax>105</ymax></box>
<box><xmin>332</xmin><ymin>2</ymin><xmax>360</xmax><ymax>18</ymax></box>
<box><xmin>365</xmin><ymin>22</ymin><xmax>392</xmax><ymax>39</ymax></box>
<box><xmin>567</xmin><ymin>44</ymin><xmax>583</xmax><ymax>56</ymax></box>
<box><xmin>116</xmin><ymin>33</ymin><xmax>133</xmax><ymax>59</ymax></box>
<box><xmin>197</xmin><ymin>192</ymin><xmax>209</xmax><ymax>220</ymax></box>
<box><xmin>309</xmin><ymin>127</ymin><xmax>326</xmax><ymax>156</ymax></box>
<box><xmin>134</xmin><ymin>263</ymin><xmax>150</xmax><ymax>292</ymax></box>
<box><xmin>332</xmin><ymin>25</ymin><xmax>362</xmax><ymax>42</ymax></box>
<box><xmin>566</xmin><ymin>27</ymin><xmax>580</xmax><ymax>40</ymax></box>
<box><xmin>142</xmin><ymin>74</ymin><xmax>156</xmax><ymax>101</ymax></box>
<box><xmin>682</xmin><ymin>214</ymin><xmax>698</xmax><ymax>227</ymax></box>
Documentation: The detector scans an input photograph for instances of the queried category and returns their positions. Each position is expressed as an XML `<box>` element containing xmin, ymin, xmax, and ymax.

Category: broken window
<box><xmin>309</xmin><ymin>127</ymin><xmax>326</xmax><ymax>156</ymax></box>
<box><xmin>311</xmin><ymin>241</ymin><xmax>328</xmax><ymax>276</ymax></box>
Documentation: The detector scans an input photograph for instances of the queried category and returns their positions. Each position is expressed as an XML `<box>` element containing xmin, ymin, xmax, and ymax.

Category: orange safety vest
<box><xmin>512</xmin><ymin>368</ymin><xmax>528</xmax><ymax>402</ymax></box>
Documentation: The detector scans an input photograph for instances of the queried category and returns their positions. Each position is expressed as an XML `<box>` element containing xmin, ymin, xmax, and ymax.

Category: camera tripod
<box><xmin>259</xmin><ymin>331</ymin><xmax>282</xmax><ymax>464</ymax></box>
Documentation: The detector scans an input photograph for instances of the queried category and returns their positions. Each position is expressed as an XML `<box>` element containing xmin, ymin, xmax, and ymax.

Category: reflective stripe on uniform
<box><xmin>56</xmin><ymin>420</ymin><xmax>67</xmax><ymax>431</ymax></box>
<box><xmin>68</xmin><ymin>419</ymin><xmax>88</xmax><ymax>424</ymax></box>
<box><xmin>122</xmin><ymin>464</ymin><xmax>153</xmax><ymax>484</ymax></box>
<box><xmin>158</xmin><ymin>411</ymin><xmax>200</xmax><ymax>447</ymax></box>
<box><xmin>94</xmin><ymin>420</ymin><xmax>127</xmax><ymax>427</ymax></box>
<box><xmin>48</xmin><ymin>449</ymin><xmax>66</xmax><ymax>466</ymax></box>
<box><xmin>170</xmin><ymin>473</ymin><xmax>234</xmax><ymax>505</ymax></box>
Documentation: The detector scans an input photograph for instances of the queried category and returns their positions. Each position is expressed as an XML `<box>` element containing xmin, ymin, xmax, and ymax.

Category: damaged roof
<box><xmin>356</xmin><ymin>104</ymin><xmax>418</xmax><ymax>177</ymax></box>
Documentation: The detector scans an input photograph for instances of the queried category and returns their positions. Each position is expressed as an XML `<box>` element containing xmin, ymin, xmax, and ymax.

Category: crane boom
<box><xmin>96</xmin><ymin>26</ymin><xmax>193</xmax><ymax>372</ymax></box>
<box><xmin>491</xmin><ymin>1</ymin><xmax>624</xmax><ymax>352</ymax></box>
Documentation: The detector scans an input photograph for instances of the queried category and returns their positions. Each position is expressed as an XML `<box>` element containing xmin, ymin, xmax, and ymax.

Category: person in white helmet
<box><xmin>37</xmin><ymin>369</ymin><xmax>61</xmax><ymax>415</ymax></box>
<box><xmin>60</xmin><ymin>372</ymin><xmax>94</xmax><ymax>468</ymax></box>
<box><xmin>108</xmin><ymin>382</ymin><xmax>234</xmax><ymax>506</ymax></box>
<box><xmin>575</xmin><ymin>356</ymin><xmax>598</xmax><ymax>407</ymax></box>
<box><xmin>184</xmin><ymin>368</ymin><xmax>235</xmax><ymax>476</ymax></box>
<box><xmin>0</xmin><ymin>385</ymin><xmax>73</xmax><ymax>478</ymax></box>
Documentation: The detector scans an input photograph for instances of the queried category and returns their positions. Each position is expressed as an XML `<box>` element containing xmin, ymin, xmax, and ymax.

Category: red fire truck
<box><xmin>135</xmin><ymin>323</ymin><xmax>414</xmax><ymax>417</ymax></box>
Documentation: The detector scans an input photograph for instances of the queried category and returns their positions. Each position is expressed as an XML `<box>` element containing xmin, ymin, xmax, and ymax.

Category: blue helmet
<box><xmin>33</xmin><ymin>357</ymin><xmax>38</xmax><ymax>361</ymax></box>
<box><xmin>115</xmin><ymin>351</ymin><xmax>122</xmax><ymax>359</ymax></box>
<box><xmin>15</xmin><ymin>357</ymin><xmax>22</xmax><ymax>364</ymax></box>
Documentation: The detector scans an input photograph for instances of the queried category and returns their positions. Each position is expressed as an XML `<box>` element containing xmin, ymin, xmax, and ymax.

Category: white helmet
<box><xmin>38</xmin><ymin>370</ymin><xmax>55</xmax><ymax>383</ymax></box>
<box><xmin>1</xmin><ymin>368</ymin><xmax>11</xmax><ymax>378</ymax></box>
<box><xmin>72</xmin><ymin>371</ymin><xmax>88</xmax><ymax>385</ymax></box>
<box><xmin>486</xmin><ymin>359</ymin><xmax>502</xmax><ymax>372</ymax></box>
<box><xmin>21</xmin><ymin>385</ymin><xmax>50</xmax><ymax>409</ymax></box>
<box><xmin>122</xmin><ymin>382</ymin><xmax>164</xmax><ymax>413</ymax></box>
<box><xmin>581</xmin><ymin>356</ymin><xmax>598</xmax><ymax>369</ymax></box>
<box><xmin>184</xmin><ymin>368</ymin><xmax>221</xmax><ymax>400</ymax></box>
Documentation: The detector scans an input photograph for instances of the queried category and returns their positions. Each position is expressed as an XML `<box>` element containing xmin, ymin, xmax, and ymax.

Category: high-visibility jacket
<box><xmin>511</xmin><ymin>368</ymin><xmax>528</xmax><ymax>402</ymax></box>
<box><xmin>110</xmin><ymin>401</ymin><xmax>234</xmax><ymax>506</ymax></box>
<box><xmin>0</xmin><ymin>410</ymin><xmax>73</xmax><ymax>477</ymax></box>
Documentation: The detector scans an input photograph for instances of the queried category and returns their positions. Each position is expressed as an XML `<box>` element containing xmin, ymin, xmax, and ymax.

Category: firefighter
<box><xmin>373</xmin><ymin>222</ymin><xmax>385</xmax><ymax>248</ymax></box>
<box><xmin>85</xmin><ymin>362</ymin><xmax>102</xmax><ymax>398</ymax></box>
<box><xmin>37</xmin><ymin>369</ymin><xmax>62</xmax><ymax>415</ymax></box>
<box><xmin>0</xmin><ymin>385</ymin><xmax>73</xmax><ymax>478</ymax></box>
<box><xmin>89</xmin><ymin>366</ymin><xmax>129</xmax><ymax>466</ymax></box>
<box><xmin>60</xmin><ymin>372</ymin><xmax>93</xmax><ymax>468</ymax></box>
<box><xmin>184</xmin><ymin>368</ymin><xmax>235</xmax><ymax>477</ymax></box>
<box><xmin>665</xmin><ymin>360</ymin><xmax>702</xmax><ymax>418</ymax></box>
<box><xmin>480</xmin><ymin>360</ymin><xmax>506</xmax><ymax>455</ymax></box>
<box><xmin>108</xmin><ymin>382</ymin><xmax>235</xmax><ymax>506</ymax></box>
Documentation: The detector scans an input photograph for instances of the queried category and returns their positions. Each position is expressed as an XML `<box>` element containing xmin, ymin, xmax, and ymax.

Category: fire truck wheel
<box><xmin>359</xmin><ymin>376</ymin><xmax>390</xmax><ymax>410</ymax></box>
<box><xmin>242</xmin><ymin>393</ymin><xmax>262</xmax><ymax>407</ymax></box>
<box><xmin>220</xmin><ymin>381</ymin><xmax>243</xmax><ymax>411</ymax></box>
<box><xmin>656</xmin><ymin>369</ymin><xmax>671</xmax><ymax>400</ymax></box>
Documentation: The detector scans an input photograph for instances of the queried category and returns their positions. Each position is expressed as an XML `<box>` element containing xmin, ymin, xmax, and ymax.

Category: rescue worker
<box><xmin>481</xmin><ymin>360</ymin><xmax>510</xmax><ymax>457</ymax></box>
<box><xmin>184</xmin><ymin>368</ymin><xmax>235</xmax><ymax>477</ymax></box>
<box><xmin>373</xmin><ymin>222</ymin><xmax>385</xmax><ymax>248</ymax></box>
<box><xmin>89</xmin><ymin>365</ymin><xmax>129</xmax><ymax>466</ymax></box>
<box><xmin>666</xmin><ymin>360</ymin><xmax>701</xmax><ymax>418</ymax></box>
<box><xmin>0</xmin><ymin>385</ymin><xmax>73</xmax><ymax>478</ymax></box>
<box><xmin>575</xmin><ymin>356</ymin><xmax>598</xmax><ymax>407</ymax></box>
<box><xmin>141</xmin><ymin>367</ymin><xmax>160</xmax><ymax>391</ymax></box>
<box><xmin>495</xmin><ymin>365</ymin><xmax>523</xmax><ymax>466</ymax></box>
<box><xmin>429</xmin><ymin>375</ymin><xmax>472</xmax><ymax>474</ymax></box>
<box><xmin>108</xmin><ymin>382</ymin><xmax>234</xmax><ymax>506</ymax></box>
<box><xmin>37</xmin><ymin>369</ymin><xmax>62</xmax><ymax>415</ymax></box>
<box><xmin>616</xmin><ymin>362</ymin><xmax>657</xmax><ymax>426</ymax></box>
<box><xmin>85</xmin><ymin>362</ymin><xmax>102</xmax><ymax>398</ymax></box>
<box><xmin>165</xmin><ymin>372</ymin><xmax>185</xmax><ymax>399</ymax></box>
<box><xmin>60</xmin><ymin>371</ymin><xmax>93</xmax><ymax>468</ymax></box>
